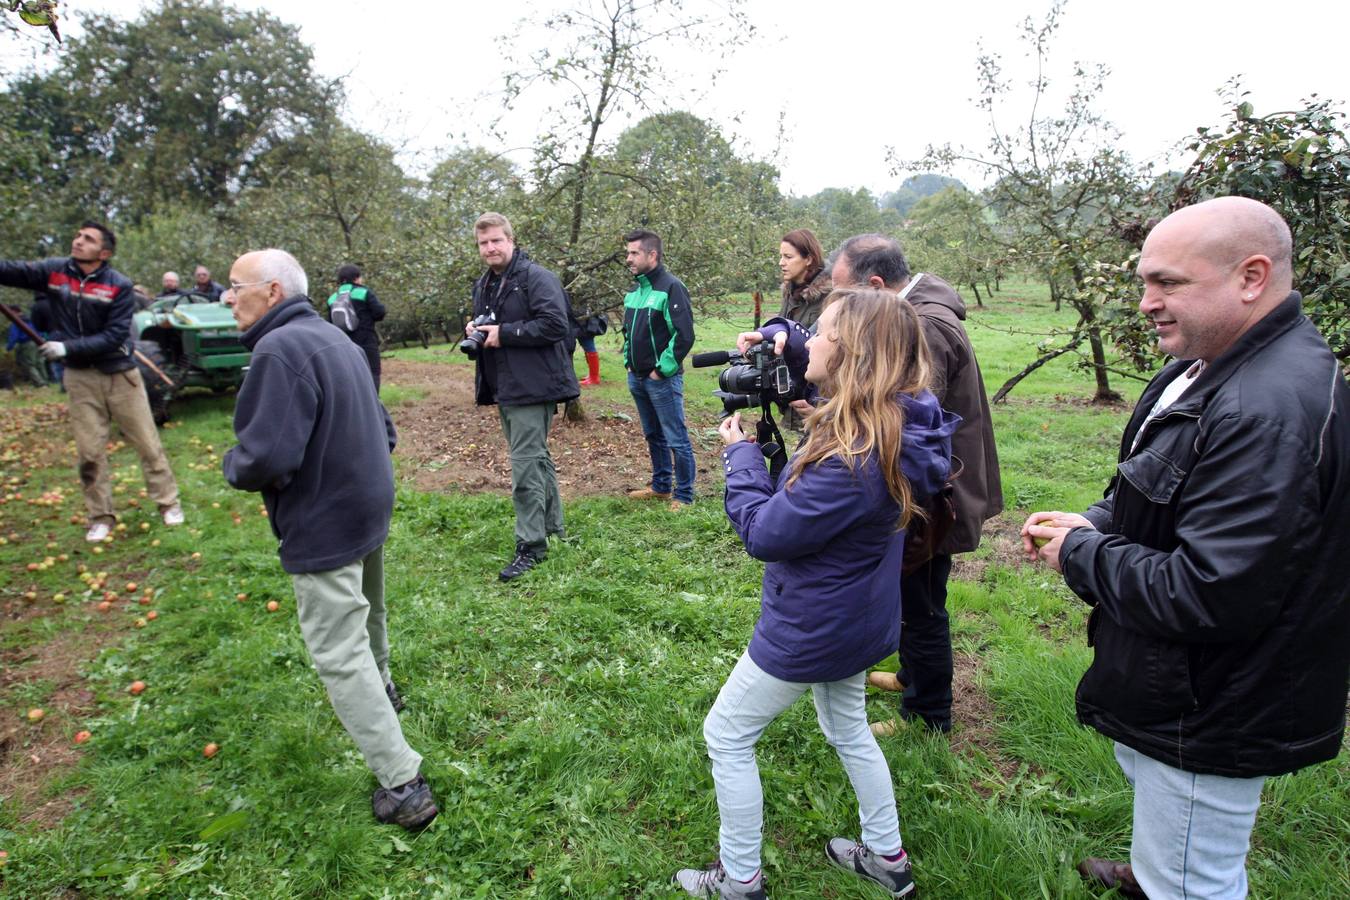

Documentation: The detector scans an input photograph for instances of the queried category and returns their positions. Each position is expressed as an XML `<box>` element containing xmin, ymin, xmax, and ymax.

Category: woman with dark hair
<box><xmin>674</xmin><ymin>287</ymin><xmax>958</xmax><ymax>899</ymax></box>
<box><xmin>776</xmin><ymin>228</ymin><xmax>831</xmax><ymax>331</ymax></box>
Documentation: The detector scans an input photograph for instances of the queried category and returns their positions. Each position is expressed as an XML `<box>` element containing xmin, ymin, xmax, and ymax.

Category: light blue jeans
<box><xmin>627</xmin><ymin>371</ymin><xmax>696</xmax><ymax>503</ymax></box>
<box><xmin>703</xmin><ymin>651</ymin><xmax>903</xmax><ymax>882</ymax></box>
<box><xmin>1115</xmin><ymin>743</ymin><xmax>1266</xmax><ymax>899</ymax></box>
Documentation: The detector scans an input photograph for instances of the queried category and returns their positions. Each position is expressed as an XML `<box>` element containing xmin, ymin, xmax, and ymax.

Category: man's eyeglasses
<box><xmin>229</xmin><ymin>279</ymin><xmax>273</xmax><ymax>293</ymax></box>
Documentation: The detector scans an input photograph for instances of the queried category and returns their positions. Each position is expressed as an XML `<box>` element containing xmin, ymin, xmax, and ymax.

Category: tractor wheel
<box><xmin>133</xmin><ymin>339</ymin><xmax>174</xmax><ymax>426</ymax></box>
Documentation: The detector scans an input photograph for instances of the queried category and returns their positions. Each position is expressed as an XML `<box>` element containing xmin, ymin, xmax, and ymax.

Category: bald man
<box><xmin>1022</xmin><ymin>197</ymin><xmax>1350</xmax><ymax>899</ymax></box>
<box><xmin>223</xmin><ymin>249</ymin><xmax>438</xmax><ymax>831</ymax></box>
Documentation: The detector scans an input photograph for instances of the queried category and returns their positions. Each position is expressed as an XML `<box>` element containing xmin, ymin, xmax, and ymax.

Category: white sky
<box><xmin>11</xmin><ymin>0</ymin><xmax>1350</xmax><ymax>196</ymax></box>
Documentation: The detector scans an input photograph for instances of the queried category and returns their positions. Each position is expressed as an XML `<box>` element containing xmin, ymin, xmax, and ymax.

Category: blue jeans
<box><xmin>627</xmin><ymin>371</ymin><xmax>695</xmax><ymax>503</ymax></box>
<box><xmin>1115</xmin><ymin>743</ymin><xmax>1266</xmax><ymax>899</ymax></box>
<box><xmin>703</xmin><ymin>652</ymin><xmax>903</xmax><ymax>882</ymax></box>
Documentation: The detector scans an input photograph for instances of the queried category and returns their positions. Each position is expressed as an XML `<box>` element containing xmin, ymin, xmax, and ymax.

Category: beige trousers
<box><xmin>63</xmin><ymin>366</ymin><xmax>179</xmax><ymax>523</ymax></box>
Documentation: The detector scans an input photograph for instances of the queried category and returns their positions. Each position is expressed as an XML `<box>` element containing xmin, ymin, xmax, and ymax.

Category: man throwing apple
<box><xmin>222</xmin><ymin>248</ymin><xmax>437</xmax><ymax>831</ymax></box>
<box><xmin>1023</xmin><ymin>197</ymin><xmax>1350</xmax><ymax>899</ymax></box>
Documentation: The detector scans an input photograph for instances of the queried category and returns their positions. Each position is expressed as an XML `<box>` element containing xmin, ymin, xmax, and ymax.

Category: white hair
<box><xmin>255</xmin><ymin>248</ymin><xmax>309</xmax><ymax>298</ymax></box>
<box><xmin>163</xmin><ymin>271</ymin><xmax>179</xmax><ymax>282</ymax></box>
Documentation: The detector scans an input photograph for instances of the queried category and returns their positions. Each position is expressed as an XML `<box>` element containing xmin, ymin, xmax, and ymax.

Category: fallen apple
<box><xmin>128</xmin><ymin>680</ymin><xmax>146</xmax><ymax>695</ymax></box>
<box><xmin>74</xmin><ymin>730</ymin><xmax>91</xmax><ymax>744</ymax></box>
<box><xmin>203</xmin><ymin>742</ymin><xmax>219</xmax><ymax>758</ymax></box>
<box><xmin>145</xmin><ymin>610</ymin><xmax>158</xmax><ymax>621</ymax></box>
<box><xmin>27</xmin><ymin>708</ymin><xmax>45</xmax><ymax>722</ymax></box>
<box><xmin>266</xmin><ymin>600</ymin><xmax>280</xmax><ymax>612</ymax></box>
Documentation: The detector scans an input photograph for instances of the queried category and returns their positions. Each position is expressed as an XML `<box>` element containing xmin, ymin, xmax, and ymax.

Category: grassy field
<box><xmin>0</xmin><ymin>279</ymin><xmax>1346</xmax><ymax>898</ymax></box>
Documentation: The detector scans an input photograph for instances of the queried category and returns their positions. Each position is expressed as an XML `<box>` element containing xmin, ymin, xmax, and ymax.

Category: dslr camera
<box><xmin>459</xmin><ymin>312</ymin><xmax>497</xmax><ymax>360</ymax></box>
<box><xmin>693</xmin><ymin>340</ymin><xmax>800</xmax><ymax>418</ymax></box>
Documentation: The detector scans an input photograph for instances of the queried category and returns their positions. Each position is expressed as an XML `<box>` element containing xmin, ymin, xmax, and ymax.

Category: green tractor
<box><xmin>132</xmin><ymin>291</ymin><xmax>250</xmax><ymax>424</ymax></box>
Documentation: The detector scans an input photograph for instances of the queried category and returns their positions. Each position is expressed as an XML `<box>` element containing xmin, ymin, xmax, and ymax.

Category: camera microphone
<box><xmin>691</xmin><ymin>350</ymin><xmax>732</xmax><ymax>368</ymax></box>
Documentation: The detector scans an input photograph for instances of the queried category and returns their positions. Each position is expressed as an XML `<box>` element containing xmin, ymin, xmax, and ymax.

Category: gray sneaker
<box><xmin>372</xmin><ymin>774</ymin><xmax>438</xmax><ymax>830</ymax></box>
<box><xmin>825</xmin><ymin>839</ymin><xmax>915</xmax><ymax>897</ymax></box>
<box><xmin>672</xmin><ymin>860</ymin><xmax>766</xmax><ymax>899</ymax></box>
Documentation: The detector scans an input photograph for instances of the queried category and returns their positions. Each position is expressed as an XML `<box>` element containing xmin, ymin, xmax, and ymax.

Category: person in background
<box><xmin>0</xmin><ymin>221</ymin><xmax>183</xmax><ymax>541</ymax></box>
<box><xmin>326</xmin><ymin>263</ymin><xmax>388</xmax><ymax>389</ymax></box>
<box><xmin>776</xmin><ymin>228</ymin><xmax>831</xmax><ymax>331</ymax></box>
<box><xmin>158</xmin><ymin>271</ymin><xmax>181</xmax><ymax>297</ymax></box>
<box><xmin>192</xmin><ymin>265</ymin><xmax>224</xmax><ymax>300</ymax></box>
<box><xmin>29</xmin><ymin>293</ymin><xmax>62</xmax><ymax>388</ymax></box>
<box><xmin>5</xmin><ymin>303</ymin><xmax>47</xmax><ymax>386</ymax></box>
<box><xmin>829</xmin><ymin>233</ymin><xmax>1002</xmax><ymax>736</ymax></box>
<box><xmin>621</xmin><ymin>228</ymin><xmax>697</xmax><ymax>509</ymax></box>
<box><xmin>467</xmin><ymin>212</ymin><xmax>579</xmax><ymax>581</ymax></box>
<box><xmin>674</xmin><ymin>288</ymin><xmax>956</xmax><ymax>900</ymax></box>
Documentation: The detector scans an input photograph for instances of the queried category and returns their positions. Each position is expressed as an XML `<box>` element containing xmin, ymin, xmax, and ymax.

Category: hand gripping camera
<box><xmin>692</xmin><ymin>340</ymin><xmax>803</xmax><ymax>477</ymax></box>
<box><xmin>458</xmin><ymin>312</ymin><xmax>497</xmax><ymax>360</ymax></box>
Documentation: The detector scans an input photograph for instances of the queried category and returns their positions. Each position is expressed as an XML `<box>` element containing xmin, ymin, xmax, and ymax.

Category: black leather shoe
<box><xmin>1077</xmin><ymin>857</ymin><xmax>1148</xmax><ymax>898</ymax></box>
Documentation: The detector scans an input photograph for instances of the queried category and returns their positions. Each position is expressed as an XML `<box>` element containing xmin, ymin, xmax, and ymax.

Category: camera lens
<box><xmin>719</xmin><ymin>365</ymin><xmax>761</xmax><ymax>394</ymax></box>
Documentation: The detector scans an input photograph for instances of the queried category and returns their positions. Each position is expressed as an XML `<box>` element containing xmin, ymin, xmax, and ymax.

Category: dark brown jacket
<box><xmin>905</xmin><ymin>273</ymin><xmax>1002</xmax><ymax>552</ymax></box>
<box><xmin>777</xmin><ymin>267</ymin><xmax>832</xmax><ymax>331</ymax></box>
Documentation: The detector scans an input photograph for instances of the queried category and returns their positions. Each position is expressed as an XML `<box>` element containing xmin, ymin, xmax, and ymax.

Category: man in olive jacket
<box><xmin>830</xmin><ymin>234</ymin><xmax>1003</xmax><ymax>734</ymax></box>
<box><xmin>1025</xmin><ymin>198</ymin><xmax>1350</xmax><ymax>899</ymax></box>
<box><xmin>467</xmin><ymin>212</ymin><xmax>580</xmax><ymax>581</ymax></box>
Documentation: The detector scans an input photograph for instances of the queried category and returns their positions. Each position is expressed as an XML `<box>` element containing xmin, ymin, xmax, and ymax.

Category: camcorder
<box><xmin>691</xmin><ymin>340</ymin><xmax>801</xmax><ymax>418</ymax></box>
<box><xmin>458</xmin><ymin>312</ymin><xmax>497</xmax><ymax>360</ymax></box>
<box><xmin>692</xmin><ymin>340</ymin><xmax>804</xmax><ymax>477</ymax></box>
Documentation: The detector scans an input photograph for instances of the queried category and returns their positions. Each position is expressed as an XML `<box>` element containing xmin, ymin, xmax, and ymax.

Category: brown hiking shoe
<box><xmin>1077</xmin><ymin>858</ymin><xmax>1148</xmax><ymax>898</ymax></box>
<box><xmin>867</xmin><ymin>671</ymin><xmax>906</xmax><ymax>692</ymax></box>
<box><xmin>627</xmin><ymin>487</ymin><xmax>672</xmax><ymax>500</ymax></box>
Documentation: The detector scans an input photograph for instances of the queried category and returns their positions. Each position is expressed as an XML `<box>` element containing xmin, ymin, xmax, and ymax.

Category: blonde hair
<box><xmin>474</xmin><ymin>212</ymin><xmax>514</xmax><ymax>241</ymax></box>
<box><xmin>788</xmin><ymin>287</ymin><xmax>932</xmax><ymax>528</ymax></box>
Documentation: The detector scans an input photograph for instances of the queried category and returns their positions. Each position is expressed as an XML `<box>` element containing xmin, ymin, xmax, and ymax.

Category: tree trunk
<box><xmin>1087</xmin><ymin>326</ymin><xmax>1122</xmax><ymax>403</ymax></box>
<box><xmin>1049</xmin><ymin>278</ymin><xmax>1062</xmax><ymax>312</ymax></box>
<box><xmin>970</xmin><ymin>282</ymin><xmax>983</xmax><ymax>307</ymax></box>
<box><xmin>991</xmin><ymin>331</ymin><xmax>1085</xmax><ymax>403</ymax></box>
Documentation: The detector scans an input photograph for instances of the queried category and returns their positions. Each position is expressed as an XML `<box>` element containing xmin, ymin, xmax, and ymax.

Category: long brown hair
<box><xmin>781</xmin><ymin>228</ymin><xmax>824</xmax><ymax>283</ymax></box>
<box><xmin>788</xmin><ymin>287</ymin><xmax>932</xmax><ymax>527</ymax></box>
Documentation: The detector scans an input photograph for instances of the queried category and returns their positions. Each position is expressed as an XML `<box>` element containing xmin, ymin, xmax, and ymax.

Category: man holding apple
<box><xmin>1023</xmin><ymin>197</ymin><xmax>1350</xmax><ymax>899</ymax></box>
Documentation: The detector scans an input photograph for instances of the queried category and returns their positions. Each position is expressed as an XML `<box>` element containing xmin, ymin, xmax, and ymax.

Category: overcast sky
<box><xmin>12</xmin><ymin>0</ymin><xmax>1350</xmax><ymax>196</ymax></box>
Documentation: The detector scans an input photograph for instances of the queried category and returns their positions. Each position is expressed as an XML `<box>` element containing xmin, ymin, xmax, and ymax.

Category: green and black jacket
<box><xmin>622</xmin><ymin>264</ymin><xmax>695</xmax><ymax>378</ymax></box>
<box><xmin>325</xmin><ymin>283</ymin><xmax>387</xmax><ymax>343</ymax></box>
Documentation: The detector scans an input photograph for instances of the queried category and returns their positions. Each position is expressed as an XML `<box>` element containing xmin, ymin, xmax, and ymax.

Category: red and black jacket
<box><xmin>0</xmin><ymin>257</ymin><xmax>136</xmax><ymax>372</ymax></box>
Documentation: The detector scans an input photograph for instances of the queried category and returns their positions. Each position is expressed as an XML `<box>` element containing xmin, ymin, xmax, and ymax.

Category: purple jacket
<box><xmin>723</xmin><ymin>390</ymin><xmax>958</xmax><ymax>682</ymax></box>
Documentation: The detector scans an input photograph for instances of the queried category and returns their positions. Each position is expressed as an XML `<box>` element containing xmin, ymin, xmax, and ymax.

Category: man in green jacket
<box><xmin>621</xmin><ymin>229</ymin><xmax>696</xmax><ymax>509</ymax></box>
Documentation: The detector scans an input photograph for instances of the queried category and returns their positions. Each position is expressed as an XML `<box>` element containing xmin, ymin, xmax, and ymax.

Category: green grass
<box><xmin>0</xmin><ymin>282</ymin><xmax>1345</xmax><ymax>898</ymax></box>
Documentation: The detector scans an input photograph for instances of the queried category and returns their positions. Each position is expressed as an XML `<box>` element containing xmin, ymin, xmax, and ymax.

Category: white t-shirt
<box><xmin>1130</xmin><ymin>360</ymin><xmax>1206</xmax><ymax>454</ymax></box>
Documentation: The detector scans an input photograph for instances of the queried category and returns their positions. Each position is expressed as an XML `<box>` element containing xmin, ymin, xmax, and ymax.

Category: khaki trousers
<box><xmin>63</xmin><ymin>366</ymin><xmax>179</xmax><ymax>523</ymax></box>
<box><xmin>291</xmin><ymin>546</ymin><xmax>422</xmax><ymax>789</ymax></box>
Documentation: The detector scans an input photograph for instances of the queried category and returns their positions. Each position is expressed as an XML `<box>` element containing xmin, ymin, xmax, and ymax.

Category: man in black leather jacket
<box><xmin>1024</xmin><ymin>197</ymin><xmax>1350</xmax><ymax>900</ymax></box>
<box><xmin>466</xmin><ymin>212</ymin><xmax>579</xmax><ymax>581</ymax></box>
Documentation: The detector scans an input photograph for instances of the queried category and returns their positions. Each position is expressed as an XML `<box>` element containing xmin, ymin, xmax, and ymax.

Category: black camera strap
<box><xmin>756</xmin><ymin>403</ymin><xmax>789</xmax><ymax>481</ymax></box>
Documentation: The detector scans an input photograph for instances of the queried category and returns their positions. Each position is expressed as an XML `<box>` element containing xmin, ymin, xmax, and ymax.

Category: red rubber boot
<box><xmin>580</xmin><ymin>351</ymin><xmax>601</xmax><ymax>386</ymax></box>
